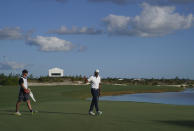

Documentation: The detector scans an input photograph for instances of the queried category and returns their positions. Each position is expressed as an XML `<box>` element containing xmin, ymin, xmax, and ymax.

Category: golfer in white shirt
<box><xmin>84</xmin><ymin>69</ymin><xmax>102</xmax><ymax>116</ymax></box>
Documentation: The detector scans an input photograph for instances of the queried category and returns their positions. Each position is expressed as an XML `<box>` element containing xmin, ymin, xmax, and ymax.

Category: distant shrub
<box><xmin>0</xmin><ymin>73</ymin><xmax>18</xmax><ymax>86</ymax></box>
<box><xmin>0</xmin><ymin>78</ymin><xmax>18</xmax><ymax>85</ymax></box>
<box><xmin>0</xmin><ymin>73</ymin><xmax>194</xmax><ymax>86</ymax></box>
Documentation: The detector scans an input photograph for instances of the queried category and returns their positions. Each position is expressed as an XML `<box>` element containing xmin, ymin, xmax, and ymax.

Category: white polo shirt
<box><xmin>88</xmin><ymin>76</ymin><xmax>101</xmax><ymax>89</ymax></box>
<box><xmin>19</xmin><ymin>76</ymin><xmax>28</xmax><ymax>89</ymax></box>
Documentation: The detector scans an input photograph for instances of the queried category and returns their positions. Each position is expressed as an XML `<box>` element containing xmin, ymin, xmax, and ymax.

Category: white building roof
<box><xmin>49</xmin><ymin>67</ymin><xmax>64</xmax><ymax>72</ymax></box>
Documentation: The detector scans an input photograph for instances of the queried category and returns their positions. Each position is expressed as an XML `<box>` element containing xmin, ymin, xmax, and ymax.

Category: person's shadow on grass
<box><xmin>0</xmin><ymin>109</ymin><xmax>88</xmax><ymax>116</ymax></box>
<box><xmin>38</xmin><ymin>110</ymin><xmax>87</xmax><ymax>116</ymax></box>
<box><xmin>155</xmin><ymin>120</ymin><xmax>194</xmax><ymax>128</ymax></box>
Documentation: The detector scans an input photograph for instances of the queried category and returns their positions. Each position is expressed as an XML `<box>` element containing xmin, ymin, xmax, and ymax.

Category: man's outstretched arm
<box><xmin>83</xmin><ymin>76</ymin><xmax>88</xmax><ymax>83</ymax></box>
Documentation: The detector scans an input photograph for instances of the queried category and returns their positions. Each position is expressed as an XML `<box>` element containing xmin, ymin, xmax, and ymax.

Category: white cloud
<box><xmin>103</xmin><ymin>3</ymin><xmax>194</xmax><ymax>37</ymax></box>
<box><xmin>103</xmin><ymin>14</ymin><xmax>130</xmax><ymax>35</ymax></box>
<box><xmin>26</xmin><ymin>36</ymin><xmax>74</xmax><ymax>52</ymax></box>
<box><xmin>0</xmin><ymin>27</ymin><xmax>23</xmax><ymax>40</ymax></box>
<box><xmin>48</xmin><ymin>26</ymin><xmax>103</xmax><ymax>35</ymax></box>
<box><xmin>132</xmin><ymin>3</ymin><xmax>194</xmax><ymax>37</ymax></box>
<box><xmin>0</xmin><ymin>61</ymin><xmax>27</xmax><ymax>70</ymax></box>
<box><xmin>88</xmin><ymin>0</ymin><xmax>194</xmax><ymax>5</ymax></box>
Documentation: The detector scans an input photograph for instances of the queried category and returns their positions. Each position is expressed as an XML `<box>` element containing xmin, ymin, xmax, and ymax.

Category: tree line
<box><xmin>0</xmin><ymin>73</ymin><xmax>194</xmax><ymax>87</ymax></box>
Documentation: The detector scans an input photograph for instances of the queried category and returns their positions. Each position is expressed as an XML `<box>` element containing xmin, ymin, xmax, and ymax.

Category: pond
<box><xmin>100</xmin><ymin>88</ymin><xmax>194</xmax><ymax>106</ymax></box>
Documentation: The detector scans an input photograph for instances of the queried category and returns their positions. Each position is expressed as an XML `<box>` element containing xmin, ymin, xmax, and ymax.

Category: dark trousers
<box><xmin>89</xmin><ymin>88</ymin><xmax>99</xmax><ymax>112</ymax></box>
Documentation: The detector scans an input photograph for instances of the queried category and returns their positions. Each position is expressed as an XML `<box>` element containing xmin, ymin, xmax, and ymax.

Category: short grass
<box><xmin>0</xmin><ymin>85</ymin><xmax>194</xmax><ymax>131</ymax></box>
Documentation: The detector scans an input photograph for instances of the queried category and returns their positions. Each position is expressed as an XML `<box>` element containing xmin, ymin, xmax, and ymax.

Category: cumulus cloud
<box><xmin>150</xmin><ymin>0</ymin><xmax>194</xmax><ymax>5</ymax></box>
<box><xmin>103</xmin><ymin>3</ymin><xmax>194</xmax><ymax>37</ymax></box>
<box><xmin>88</xmin><ymin>0</ymin><xmax>194</xmax><ymax>5</ymax></box>
<box><xmin>0</xmin><ymin>27</ymin><xmax>23</xmax><ymax>40</ymax></box>
<box><xmin>0</xmin><ymin>61</ymin><xmax>27</xmax><ymax>70</ymax></box>
<box><xmin>26</xmin><ymin>36</ymin><xmax>74</xmax><ymax>52</ymax></box>
<box><xmin>47</xmin><ymin>26</ymin><xmax>103</xmax><ymax>35</ymax></box>
<box><xmin>103</xmin><ymin>14</ymin><xmax>130</xmax><ymax>35</ymax></box>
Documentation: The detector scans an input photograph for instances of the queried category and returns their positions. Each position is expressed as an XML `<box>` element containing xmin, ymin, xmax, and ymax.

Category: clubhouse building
<box><xmin>49</xmin><ymin>67</ymin><xmax>64</xmax><ymax>77</ymax></box>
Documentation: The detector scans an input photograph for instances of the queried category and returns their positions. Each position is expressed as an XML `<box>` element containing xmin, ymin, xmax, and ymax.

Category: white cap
<box><xmin>95</xmin><ymin>69</ymin><xmax>100</xmax><ymax>73</ymax></box>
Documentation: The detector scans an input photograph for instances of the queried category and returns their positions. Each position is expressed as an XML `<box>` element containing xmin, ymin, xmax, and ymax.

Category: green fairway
<box><xmin>0</xmin><ymin>85</ymin><xmax>194</xmax><ymax>131</ymax></box>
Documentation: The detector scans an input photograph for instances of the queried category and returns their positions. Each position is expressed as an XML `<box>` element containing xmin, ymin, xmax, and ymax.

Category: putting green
<box><xmin>0</xmin><ymin>85</ymin><xmax>194</xmax><ymax>131</ymax></box>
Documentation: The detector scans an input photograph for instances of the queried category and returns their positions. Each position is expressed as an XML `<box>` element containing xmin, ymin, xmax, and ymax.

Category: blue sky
<box><xmin>0</xmin><ymin>0</ymin><xmax>194</xmax><ymax>79</ymax></box>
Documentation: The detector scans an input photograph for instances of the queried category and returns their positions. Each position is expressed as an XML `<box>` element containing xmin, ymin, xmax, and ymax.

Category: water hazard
<box><xmin>100</xmin><ymin>88</ymin><xmax>194</xmax><ymax>106</ymax></box>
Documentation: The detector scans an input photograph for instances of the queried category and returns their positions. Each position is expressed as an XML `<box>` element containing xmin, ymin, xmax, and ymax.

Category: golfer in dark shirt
<box><xmin>14</xmin><ymin>69</ymin><xmax>34</xmax><ymax>116</ymax></box>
